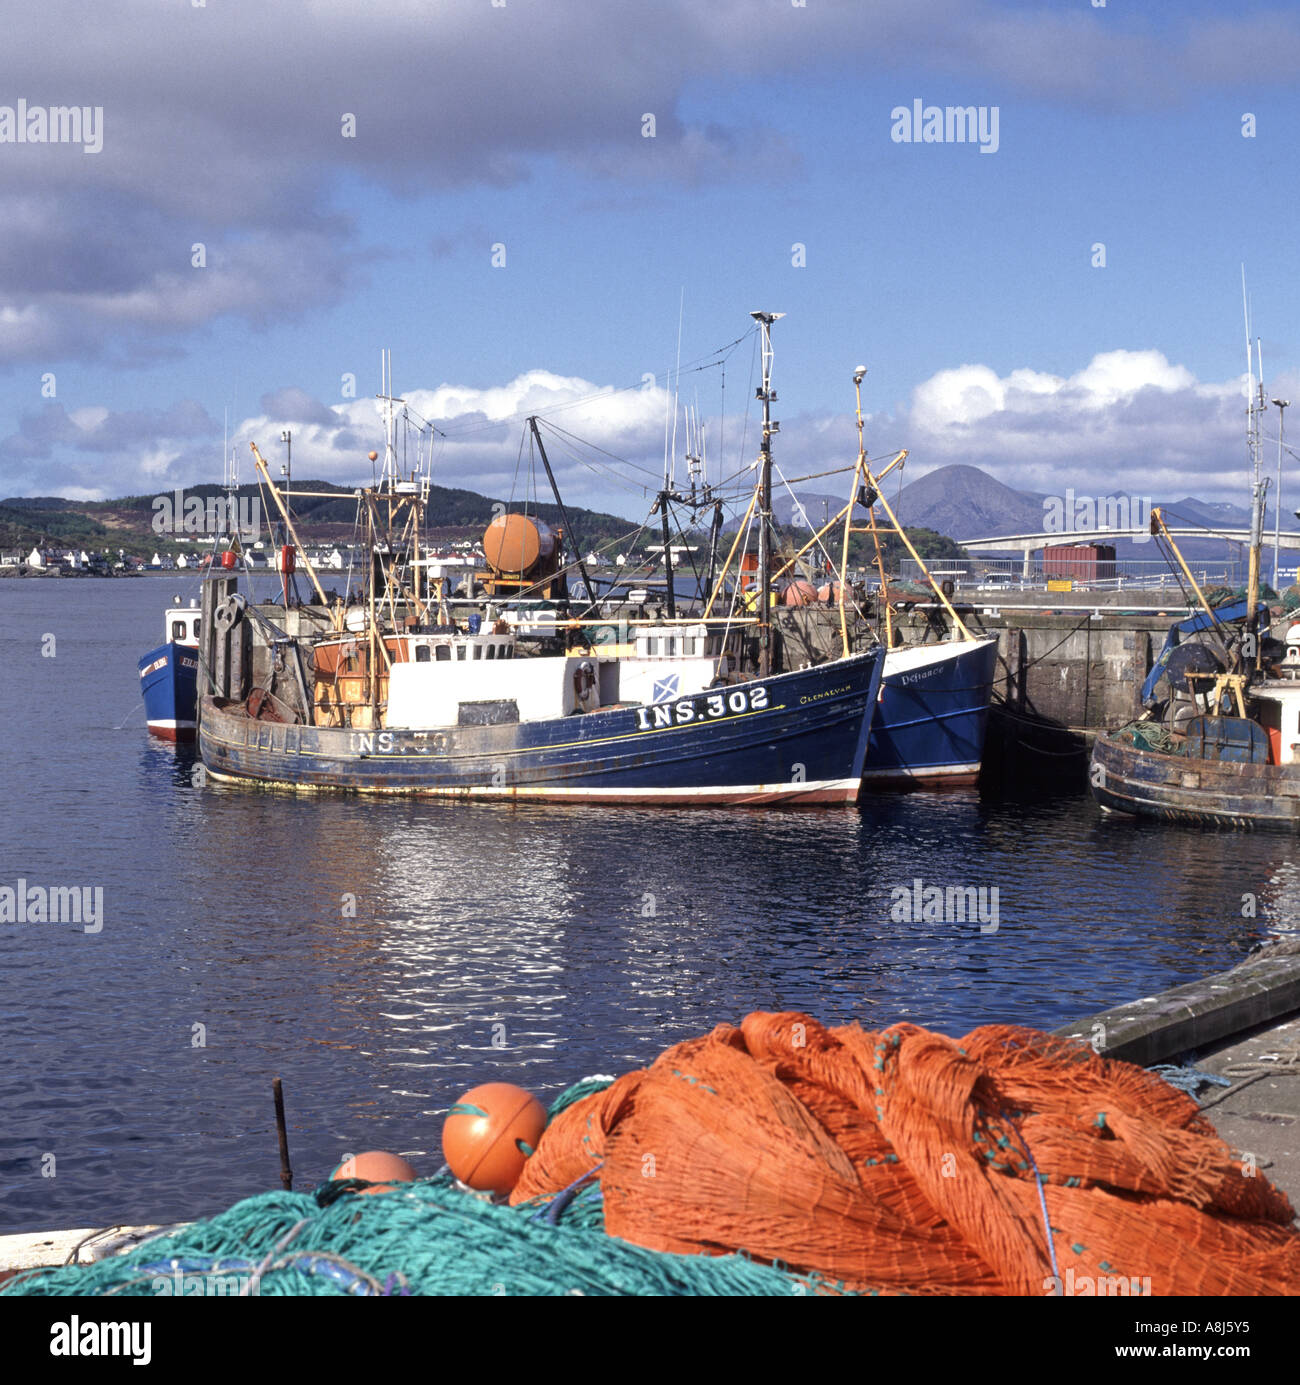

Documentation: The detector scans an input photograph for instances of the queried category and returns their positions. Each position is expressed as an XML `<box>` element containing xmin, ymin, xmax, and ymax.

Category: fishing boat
<box><xmin>1090</xmin><ymin>551</ymin><xmax>1296</xmax><ymax>829</ymax></box>
<box><xmin>194</xmin><ymin>318</ymin><xmax>887</xmax><ymax>805</ymax></box>
<box><xmin>766</xmin><ymin>365</ymin><xmax>998</xmax><ymax>789</ymax></box>
<box><xmin>138</xmin><ymin>601</ymin><xmax>202</xmax><ymax>740</ymax></box>
<box><xmin>198</xmin><ymin>635</ymin><xmax>883</xmax><ymax>804</ymax></box>
<box><xmin>1090</xmin><ymin>323</ymin><xmax>1298</xmax><ymax>830</ymax></box>
<box><xmin>146</xmin><ymin>332</ymin><xmax>996</xmax><ymax>788</ymax></box>
<box><xmin>866</xmin><ymin>637</ymin><xmax>1000</xmax><ymax>788</ymax></box>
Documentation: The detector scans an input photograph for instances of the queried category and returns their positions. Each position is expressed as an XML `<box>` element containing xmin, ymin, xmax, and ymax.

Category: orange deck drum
<box><xmin>512</xmin><ymin>1012</ymin><xmax>1300</xmax><ymax>1295</ymax></box>
<box><xmin>781</xmin><ymin>579</ymin><xmax>817</xmax><ymax>607</ymax></box>
<box><xmin>482</xmin><ymin>514</ymin><xmax>556</xmax><ymax>579</ymax></box>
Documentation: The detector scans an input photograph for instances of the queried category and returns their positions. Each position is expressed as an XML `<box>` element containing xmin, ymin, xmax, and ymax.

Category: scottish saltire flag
<box><xmin>652</xmin><ymin>673</ymin><xmax>680</xmax><ymax>703</ymax></box>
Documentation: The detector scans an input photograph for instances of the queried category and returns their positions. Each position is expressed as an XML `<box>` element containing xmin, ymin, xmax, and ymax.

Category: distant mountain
<box><xmin>875</xmin><ymin>465</ymin><xmax>1300</xmax><ymax>556</ymax></box>
<box><xmin>1162</xmin><ymin>497</ymin><xmax>1254</xmax><ymax>529</ymax></box>
<box><xmin>9</xmin><ymin>464</ymin><xmax>1295</xmax><ymax>568</ymax></box>
<box><xmin>886</xmin><ymin>464</ymin><xmax>1045</xmax><ymax>540</ymax></box>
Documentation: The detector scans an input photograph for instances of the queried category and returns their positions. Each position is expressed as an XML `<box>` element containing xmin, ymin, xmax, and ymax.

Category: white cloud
<box><xmin>68</xmin><ymin>406</ymin><xmax>110</xmax><ymax>431</ymax></box>
<box><xmin>902</xmin><ymin>349</ymin><xmax>1275</xmax><ymax>501</ymax></box>
<box><xmin>1071</xmin><ymin>350</ymin><xmax>1199</xmax><ymax>406</ymax></box>
<box><xmin>1</xmin><ymin>2</ymin><xmax>1295</xmax><ymax>363</ymax></box>
<box><xmin>234</xmin><ymin>371</ymin><xmax>678</xmax><ymax>514</ymax></box>
<box><xmin>6</xmin><ymin>351</ymin><xmax>1299</xmax><ymax>517</ymax></box>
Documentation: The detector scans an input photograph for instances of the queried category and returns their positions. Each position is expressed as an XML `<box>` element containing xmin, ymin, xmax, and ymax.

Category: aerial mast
<box><xmin>853</xmin><ymin>366</ymin><xmax>894</xmax><ymax>652</ymax></box>
<box><xmin>751</xmin><ymin>310</ymin><xmax>783</xmax><ymax>676</ymax></box>
<box><xmin>1242</xmin><ymin>276</ymin><xmax>1267</xmax><ymax>672</ymax></box>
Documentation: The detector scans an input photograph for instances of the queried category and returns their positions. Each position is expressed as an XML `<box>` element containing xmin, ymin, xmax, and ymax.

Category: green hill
<box><xmin>0</xmin><ymin>480</ymin><xmax>649</xmax><ymax>559</ymax></box>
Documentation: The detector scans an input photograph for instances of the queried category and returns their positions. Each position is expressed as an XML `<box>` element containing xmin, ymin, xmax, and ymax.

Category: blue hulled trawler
<box><xmin>138</xmin><ymin>601</ymin><xmax>202</xmax><ymax>740</ymax></box>
<box><xmin>193</xmin><ymin>317</ymin><xmax>888</xmax><ymax>806</ymax></box>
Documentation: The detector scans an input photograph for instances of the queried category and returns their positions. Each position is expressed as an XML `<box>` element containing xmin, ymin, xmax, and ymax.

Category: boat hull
<box><xmin>862</xmin><ymin>638</ymin><xmax>999</xmax><ymax>789</ymax></box>
<box><xmin>198</xmin><ymin>651</ymin><xmax>885</xmax><ymax>806</ymax></box>
<box><xmin>1091</xmin><ymin>731</ymin><xmax>1300</xmax><ymax>831</ymax></box>
<box><xmin>138</xmin><ymin>642</ymin><xmax>199</xmax><ymax>741</ymax></box>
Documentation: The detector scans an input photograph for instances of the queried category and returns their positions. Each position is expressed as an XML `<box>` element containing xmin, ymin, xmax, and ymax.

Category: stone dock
<box><xmin>895</xmin><ymin>590</ymin><xmax>1186</xmax><ymax>774</ymax></box>
<box><xmin>774</xmin><ymin>587</ymin><xmax>1192</xmax><ymax>783</ymax></box>
<box><xmin>1058</xmin><ymin>935</ymin><xmax>1300</xmax><ymax>1208</ymax></box>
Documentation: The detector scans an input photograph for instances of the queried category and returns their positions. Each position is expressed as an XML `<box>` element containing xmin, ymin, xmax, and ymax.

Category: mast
<box><xmin>657</xmin><ymin>489</ymin><xmax>677</xmax><ymax>619</ymax></box>
<box><xmin>249</xmin><ymin>443</ymin><xmax>328</xmax><ymax>605</ymax></box>
<box><xmin>527</xmin><ymin>416</ymin><xmax>597</xmax><ymax>611</ymax></box>
<box><xmin>219</xmin><ymin>412</ymin><xmax>243</xmax><ymax>565</ymax></box>
<box><xmin>1274</xmin><ymin>395</ymin><xmax>1290</xmax><ymax>592</ymax></box>
<box><xmin>1242</xmin><ymin>280</ymin><xmax>1266</xmax><ymax>672</ymax></box>
<box><xmin>852</xmin><ymin>366</ymin><xmax>893</xmax><ymax>650</ymax></box>
<box><xmin>702</xmin><ymin>499</ymin><xmax>723</xmax><ymax>618</ymax></box>
<box><xmin>1240</xmin><ymin>271</ymin><xmax>1268</xmax><ymax>670</ymax></box>
<box><xmin>378</xmin><ymin>349</ymin><xmax>401</xmax><ymax>491</ymax></box>
<box><xmin>751</xmin><ymin>310</ymin><xmax>783</xmax><ymax>676</ymax></box>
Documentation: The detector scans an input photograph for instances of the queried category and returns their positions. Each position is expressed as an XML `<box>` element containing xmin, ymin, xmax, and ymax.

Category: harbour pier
<box><xmin>773</xmin><ymin>590</ymin><xmax>1192</xmax><ymax>784</ymax></box>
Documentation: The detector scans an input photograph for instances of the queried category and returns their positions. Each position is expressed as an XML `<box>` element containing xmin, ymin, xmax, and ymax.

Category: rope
<box><xmin>1146</xmin><ymin>1063</ymin><xmax>1233</xmax><ymax>1098</ymax></box>
<box><xmin>987</xmin><ymin>700</ymin><xmax>1091</xmax><ymax>755</ymax></box>
<box><xmin>1196</xmin><ymin>1043</ymin><xmax>1300</xmax><ymax>1112</ymax></box>
<box><xmin>998</xmin><ymin>1109</ymin><xmax>1058</xmax><ymax>1283</ymax></box>
<box><xmin>112</xmin><ymin>697</ymin><xmax>146</xmax><ymax>730</ymax></box>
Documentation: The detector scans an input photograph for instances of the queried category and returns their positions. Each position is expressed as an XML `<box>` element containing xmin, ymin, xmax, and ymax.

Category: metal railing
<box><xmin>900</xmin><ymin>557</ymin><xmax>1245</xmax><ymax>589</ymax></box>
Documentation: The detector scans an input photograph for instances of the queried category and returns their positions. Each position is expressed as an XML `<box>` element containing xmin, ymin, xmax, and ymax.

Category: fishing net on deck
<box><xmin>1203</xmin><ymin>583</ymin><xmax>1279</xmax><ymax>608</ymax></box>
<box><xmin>1112</xmin><ymin>720</ymin><xmax>1179</xmax><ymax>754</ymax></box>
<box><xmin>882</xmin><ymin>578</ymin><xmax>933</xmax><ymax>602</ymax></box>
<box><xmin>515</xmin><ymin>1013</ymin><xmax>1300</xmax><ymax>1296</ymax></box>
<box><xmin>9</xmin><ymin>1013</ymin><xmax>1298</xmax><ymax>1296</ymax></box>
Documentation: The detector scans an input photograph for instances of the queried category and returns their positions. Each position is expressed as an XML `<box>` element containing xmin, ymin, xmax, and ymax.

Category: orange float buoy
<box><xmin>332</xmin><ymin>1150</ymin><xmax>418</xmax><ymax>1194</ymax></box>
<box><xmin>368</xmin><ymin>450</ymin><xmax>379</xmax><ymax>462</ymax></box>
<box><xmin>442</xmin><ymin>1083</ymin><xmax>547</xmax><ymax>1194</ymax></box>
<box><xmin>781</xmin><ymin>579</ymin><xmax>817</xmax><ymax>608</ymax></box>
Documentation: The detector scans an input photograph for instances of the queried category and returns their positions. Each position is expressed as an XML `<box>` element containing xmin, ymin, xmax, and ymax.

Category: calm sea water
<box><xmin>1</xmin><ymin>576</ymin><xmax>1296</xmax><ymax>1232</ymax></box>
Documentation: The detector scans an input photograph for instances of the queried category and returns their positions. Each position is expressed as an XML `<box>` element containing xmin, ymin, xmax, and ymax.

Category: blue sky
<box><xmin>1</xmin><ymin>0</ymin><xmax>1297</xmax><ymax>525</ymax></box>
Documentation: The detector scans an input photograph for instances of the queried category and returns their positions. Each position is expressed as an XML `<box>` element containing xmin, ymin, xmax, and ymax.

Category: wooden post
<box><xmin>272</xmin><ymin>1078</ymin><xmax>292</xmax><ymax>1191</ymax></box>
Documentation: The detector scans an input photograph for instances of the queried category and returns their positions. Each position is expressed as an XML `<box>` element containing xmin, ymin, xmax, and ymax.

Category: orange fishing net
<box><xmin>512</xmin><ymin>1013</ymin><xmax>1300</xmax><ymax>1295</ymax></box>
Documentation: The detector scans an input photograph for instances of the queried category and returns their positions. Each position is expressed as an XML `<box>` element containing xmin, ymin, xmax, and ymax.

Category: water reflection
<box><xmin>1</xmin><ymin>577</ymin><xmax>1295</xmax><ymax>1230</ymax></box>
